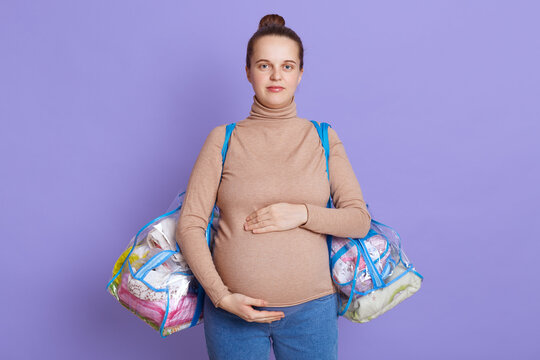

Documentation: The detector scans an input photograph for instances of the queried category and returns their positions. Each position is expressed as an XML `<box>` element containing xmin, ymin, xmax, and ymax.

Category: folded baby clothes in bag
<box><xmin>106</xmin><ymin>123</ymin><xmax>237</xmax><ymax>338</ymax></box>
<box><xmin>310</xmin><ymin>120</ymin><xmax>424</xmax><ymax>323</ymax></box>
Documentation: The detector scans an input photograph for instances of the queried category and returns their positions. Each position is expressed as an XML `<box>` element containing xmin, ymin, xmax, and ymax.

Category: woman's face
<box><xmin>246</xmin><ymin>35</ymin><xmax>303</xmax><ymax>109</ymax></box>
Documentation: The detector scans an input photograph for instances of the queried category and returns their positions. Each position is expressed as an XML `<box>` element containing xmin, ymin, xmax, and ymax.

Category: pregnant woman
<box><xmin>176</xmin><ymin>13</ymin><xmax>371</xmax><ymax>360</ymax></box>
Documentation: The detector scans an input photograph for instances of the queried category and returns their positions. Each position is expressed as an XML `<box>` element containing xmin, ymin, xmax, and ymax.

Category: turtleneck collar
<box><xmin>247</xmin><ymin>95</ymin><xmax>298</xmax><ymax>121</ymax></box>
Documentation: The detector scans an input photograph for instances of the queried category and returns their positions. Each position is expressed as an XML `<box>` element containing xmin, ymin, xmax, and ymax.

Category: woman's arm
<box><xmin>299</xmin><ymin>126</ymin><xmax>372</xmax><ymax>238</ymax></box>
<box><xmin>175</xmin><ymin>124</ymin><xmax>233</xmax><ymax>308</ymax></box>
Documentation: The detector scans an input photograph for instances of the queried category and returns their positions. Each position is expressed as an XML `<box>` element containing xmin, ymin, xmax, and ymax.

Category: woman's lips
<box><xmin>267</xmin><ymin>86</ymin><xmax>284</xmax><ymax>93</ymax></box>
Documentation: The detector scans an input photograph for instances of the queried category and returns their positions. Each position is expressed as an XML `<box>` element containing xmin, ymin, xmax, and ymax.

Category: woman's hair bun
<box><xmin>258</xmin><ymin>14</ymin><xmax>285</xmax><ymax>30</ymax></box>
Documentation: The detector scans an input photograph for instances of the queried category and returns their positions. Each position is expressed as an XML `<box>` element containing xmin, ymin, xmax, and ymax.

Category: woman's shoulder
<box><xmin>204</xmin><ymin>123</ymin><xmax>230</xmax><ymax>143</ymax></box>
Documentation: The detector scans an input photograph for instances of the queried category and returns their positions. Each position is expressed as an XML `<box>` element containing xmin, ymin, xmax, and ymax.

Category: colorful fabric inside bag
<box><xmin>310</xmin><ymin>120</ymin><xmax>424</xmax><ymax>323</ymax></box>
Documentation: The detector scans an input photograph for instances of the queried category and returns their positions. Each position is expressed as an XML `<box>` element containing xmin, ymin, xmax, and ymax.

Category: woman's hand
<box><xmin>244</xmin><ymin>203</ymin><xmax>308</xmax><ymax>234</ymax></box>
<box><xmin>218</xmin><ymin>293</ymin><xmax>285</xmax><ymax>323</ymax></box>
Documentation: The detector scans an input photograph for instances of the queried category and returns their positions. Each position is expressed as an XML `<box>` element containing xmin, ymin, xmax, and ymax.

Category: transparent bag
<box><xmin>311</xmin><ymin>120</ymin><xmax>424</xmax><ymax>323</ymax></box>
<box><xmin>330</xmin><ymin>215</ymin><xmax>424</xmax><ymax>322</ymax></box>
<box><xmin>106</xmin><ymin>124</ymin><xmax>236</xmax><ymax>338</ymax></box>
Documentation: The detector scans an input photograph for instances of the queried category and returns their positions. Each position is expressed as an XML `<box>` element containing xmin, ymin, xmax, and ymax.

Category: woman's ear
<box><xmin>297</xmin><ymin>68</ymin><xmax>304</xmax><ymax>85</ymax></box>
<box><xmin>245</xmin><ymin>66</ymin><xmax>252</xmax><ymax>84</ymax></box>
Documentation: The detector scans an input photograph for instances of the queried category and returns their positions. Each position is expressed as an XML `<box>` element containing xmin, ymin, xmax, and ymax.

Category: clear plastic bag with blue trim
<box><xmin>329</xmin><ymin>212</ymin><xmax>424</xmax><ymax>322</ymax></box>
<box><xmin>106</xmin><ymin>123</ymin><xmax>237</xmax><ymax>338</ymax></box>
<box><xmin>310</xmin><ymin>120</ymin><xmax>424</xmax><ymax>323</ymax></box>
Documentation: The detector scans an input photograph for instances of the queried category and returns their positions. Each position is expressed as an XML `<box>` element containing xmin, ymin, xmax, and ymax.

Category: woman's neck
<box><xmin>247</xmin><ymin>95</ymin><xmax>298</xmax><ymax>121</ymax></box>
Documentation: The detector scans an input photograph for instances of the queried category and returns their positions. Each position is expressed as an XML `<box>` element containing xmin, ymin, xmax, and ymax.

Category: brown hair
<box><xmin>246</xmin><ymin>14</ymin><xmax>304</xmax><ymax>70</ymax></box>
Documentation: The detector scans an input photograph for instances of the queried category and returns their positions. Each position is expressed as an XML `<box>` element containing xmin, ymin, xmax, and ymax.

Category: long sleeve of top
<box><xmin>175</xmin><ymin>95</ymin><xmax>371</xmax><ymax>308</ymax></box>
<box><xmin>175</xmin><ymin>125</ymin><xmax>233</xmax><ymax>309</ymax></box>
<box><xmin>299</xmin><ymin>124</ymin><xmax>372</xmax><ymax>238</ymax></box>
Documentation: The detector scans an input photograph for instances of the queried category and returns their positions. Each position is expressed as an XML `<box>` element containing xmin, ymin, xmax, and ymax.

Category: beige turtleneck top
<box><xmin>176</xmin><ymin>95</ymin><xmax>371</xmax><ymax>308</ymax></box>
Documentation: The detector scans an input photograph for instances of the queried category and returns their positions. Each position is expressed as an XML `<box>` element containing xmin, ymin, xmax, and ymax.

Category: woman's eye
<box><xmin>259</xmin><ymin>64</ymin><xmax>294</xmax><ymax>70</ymax></box>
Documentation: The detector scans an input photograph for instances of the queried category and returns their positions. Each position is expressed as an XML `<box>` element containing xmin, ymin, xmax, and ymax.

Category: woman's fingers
<box><xmin>233</xmin><ymin>295</ymin><xmax>285</xmax><ymax>323</ymax></box>
<box><xmin>244</xmin><ymin>309</ymin><xmax>285</xmax><ymax>323</ymax></box>
<box><xmin>246</xmin><ymin>207</ymin><xmax>270</xmax><ymax>222</ymax></box>
<box><xmin>260</xmin><ymin>317</ymin><xmax>283</xmax><ymax>323</ymax></box>
<box><xmin>245</xmin><ymin>214</ymin><xmax>272</xmax><ymax>228</ymax></box>
<box><xmin>249</xmin><ymin>315</ymin><xmax>283</xmax><ymax>323</ymax></box>
<box><xmin>256</xmin><ymin>310</ymin><xmax>285</xmax><ymax>318</ymax></box>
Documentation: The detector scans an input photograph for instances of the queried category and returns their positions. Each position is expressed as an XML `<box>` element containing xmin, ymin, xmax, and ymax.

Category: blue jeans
<box><xmin>203</xmin><ymin>292</ymin><xmax>339</xmax><ymax>360</ymax></box>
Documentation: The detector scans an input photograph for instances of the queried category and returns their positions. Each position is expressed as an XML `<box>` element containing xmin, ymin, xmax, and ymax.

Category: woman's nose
<box><xmin>270</xmin><ymin>70</ymin><xmax>282</xmax><ymax>80</ymax></box>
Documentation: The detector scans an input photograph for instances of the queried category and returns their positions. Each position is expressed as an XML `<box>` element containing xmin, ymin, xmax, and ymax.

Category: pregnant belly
<box><xmin>212</xmin><ymin>228</ymin><xmax>333</xmax><ymax>303</ymax></box>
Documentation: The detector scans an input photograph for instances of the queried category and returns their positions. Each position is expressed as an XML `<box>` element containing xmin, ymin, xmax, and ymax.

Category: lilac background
<box><xmin>2</xmin><ymin>1</ymin><xmax>538</xmax><ymax>359</ymax></box>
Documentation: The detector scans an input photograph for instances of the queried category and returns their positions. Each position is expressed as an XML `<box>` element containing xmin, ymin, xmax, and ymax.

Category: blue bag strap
<box><xmin>310</xmin><ymin>121</ymin><xmax>331</xmax><ymax>179</ymax></box>
<box><xmin>221</xmin><ymin>123</ymin><xmax>236</xmax><ymax>166</ymax></box>
<box><xmin>190</xmin><ymin>122</ymin><xmax>237</xmax><ymax>329</ymax></box>
<box><xmin>310</xmin><ymin>120</ymin><xmax>355</xmax><ymax>314</ymax></box>
<box><xmin>309</xmin><ymin>120</ymin><xmax>334</xmax><ymax>259</ymax></box>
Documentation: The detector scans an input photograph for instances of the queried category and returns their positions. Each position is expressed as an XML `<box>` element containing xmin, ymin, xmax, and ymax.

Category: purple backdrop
<box><xmin>2</xmin><ymin>1</ymin><xmax>538</xmax><ymax>359</ymax></box>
